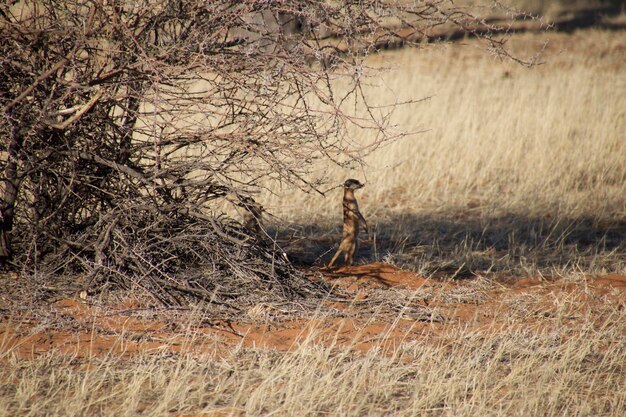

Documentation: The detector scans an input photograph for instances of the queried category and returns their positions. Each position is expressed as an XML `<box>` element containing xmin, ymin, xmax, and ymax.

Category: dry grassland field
<box><xmin>1</xmin><ymin>26</ymin><xmax>625</xmax><ymax>417</ymax></box>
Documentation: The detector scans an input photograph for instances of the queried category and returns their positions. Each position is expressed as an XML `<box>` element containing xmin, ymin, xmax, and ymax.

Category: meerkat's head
<box><xmin>343</xmin><ymin>179</ymin><xmax>364</xmax><ymax>190</ymax></box>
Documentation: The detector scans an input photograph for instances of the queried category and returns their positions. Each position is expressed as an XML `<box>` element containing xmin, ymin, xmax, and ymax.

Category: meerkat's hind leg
<box><xmin>348</xmin><ymin>249</ymin><xmax>354</xmax><ymax>265</ymax></box>
<box><xmin>346</xmin><ymin>241</ymin><xmax>358</xmax><ymax>265</ymax></box>
<box><xmin>327</xmin><ymin>247</ymin><xmax>343</xmax><ymax>268</ymax></box>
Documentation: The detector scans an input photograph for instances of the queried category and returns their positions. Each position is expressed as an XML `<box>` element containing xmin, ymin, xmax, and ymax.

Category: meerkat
<box><xmin>236</xmin><ymin>196</ymin><xmax>291</xmax><ymax>261</ymax></box>
<box><xmin>328</xmin><ymin>179</ymin><xmax>368</xmax><ymax>267</ymax></box>
<box><xmin>238</xmin><ymin>196</ymin><xmax>264</xmax><ymax>238</ymax></box>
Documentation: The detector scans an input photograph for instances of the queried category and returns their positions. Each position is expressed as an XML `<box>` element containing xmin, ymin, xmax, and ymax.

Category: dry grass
<box><xmin>266</xmin><ymin>30</ymin><xmax>624</xmax><ymax>219</ymax></box>
<box><xmin>1</xmin><ymin>288</ymin><xmax>624</xmax><ymax>417</ymax></box>
<box><xmin>475</xmin><ymin>0</ymin><xmax>621</xmax><ymax>17</ymax></box>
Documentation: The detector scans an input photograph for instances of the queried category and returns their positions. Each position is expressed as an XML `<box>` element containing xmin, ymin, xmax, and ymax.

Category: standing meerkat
<box><xmin>238</xmin><ymin>196</ymin><xmax>264</xmax><ymax>239</ymax></box>
<box><xmin>236</xmin><ymin>196</ymin><xmax>290</xmax><ymax>261</ymax></box>
<box><xmin>328</xmin><ymin>179</ymin><xmax>368</xmax><ymax>267</ymax></box>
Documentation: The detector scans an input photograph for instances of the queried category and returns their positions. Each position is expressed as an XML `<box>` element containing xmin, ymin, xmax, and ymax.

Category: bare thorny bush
<box><xmin>1</xmin><ymin>0</ymin><xmax>524</xmax><ymax>309</ymax></box>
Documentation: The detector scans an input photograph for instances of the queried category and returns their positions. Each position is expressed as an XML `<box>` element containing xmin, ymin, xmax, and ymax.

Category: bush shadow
<box><xmin>274</xmin><ymin>212</ymin><xmax>625</xmax><ymax>278</ymax></box>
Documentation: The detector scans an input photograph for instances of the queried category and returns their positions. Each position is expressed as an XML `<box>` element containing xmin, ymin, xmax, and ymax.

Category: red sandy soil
<box><xmin>1</xmin><ymin>263</ymin><xmax>624</xmax><ymax>359</ymax></box>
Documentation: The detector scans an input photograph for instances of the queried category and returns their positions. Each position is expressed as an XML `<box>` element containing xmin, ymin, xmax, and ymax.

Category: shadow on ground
<box><xmin>272</xmin><ymin>212</ymin><xmax>625</xmax><ymax>278</ymax></box>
